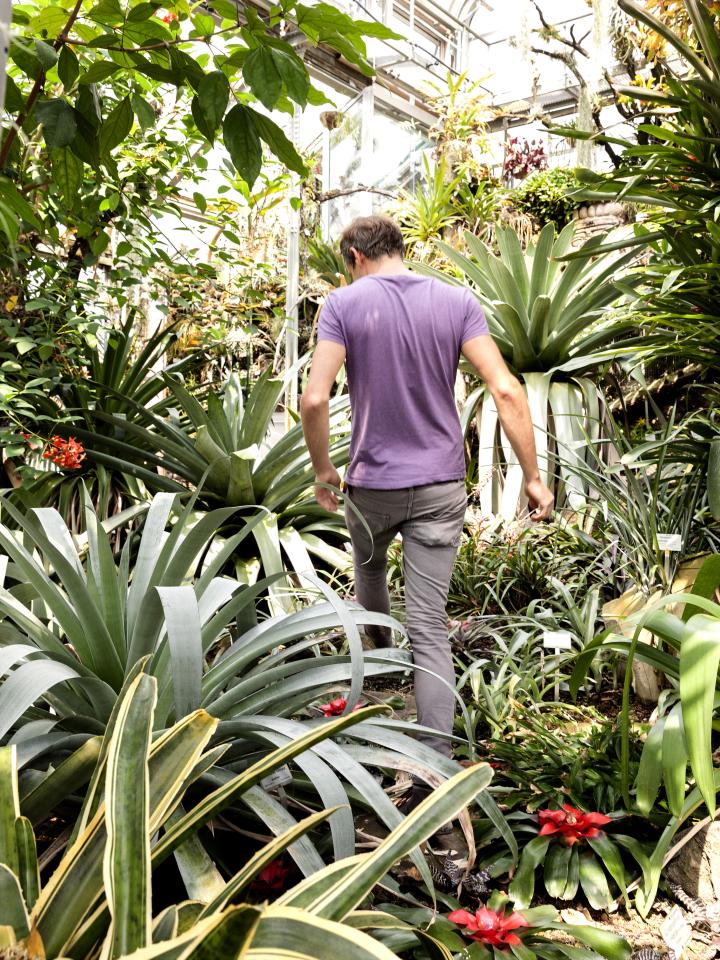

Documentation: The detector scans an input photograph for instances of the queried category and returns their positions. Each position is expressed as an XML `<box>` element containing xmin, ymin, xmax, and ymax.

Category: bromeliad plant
<box><xmin>507</xmin><ymin>804</ymin><xmax>647</xmax><ymax>911</ymax></box>
<box><xmin>7</xmin><ymin>313</ymin><xmax>196</xmax><ymax>529</ymax></box>
<box><xmin>375</xmin><ymin>894</ymin><xmax>630</xmax><ymax>960</ymax></box>
<box><xmin>77</xmin><ymin>367</ymin><xmax>353</xmax><ymax>574</ymax></box>
<box><xmin>415</xmin><ymin>222</ymin><xmax>642</xmax><ymax>514</ymax></box>
<box><xmin>0</xmin><ymin>671</ymin><xmax>496</xmax><ymax>960</ymax></box>
<box><xmin>0</xmin><ymin>491</ymin><xmax>516</xmax><ymax>869</ymax></box>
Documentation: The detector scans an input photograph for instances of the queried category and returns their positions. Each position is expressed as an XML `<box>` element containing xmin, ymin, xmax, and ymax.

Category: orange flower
<box><xmin>42</xmin><ymin>436</ymin><xmax>86</xmax><ymax>471</ymax></box>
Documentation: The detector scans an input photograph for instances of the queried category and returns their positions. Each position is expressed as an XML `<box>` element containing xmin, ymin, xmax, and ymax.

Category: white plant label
<box><xmin>657</xmin><ymin>533</ymin><xmax>682</xmax><ymax>552</ymax></box>
<box><xmin>260</xmin><ymin>764</ymin><xmax>293</xmax><ymax>790</ymax></box>
<box><xmin>543</xmin><ymin>630</ymin><xmax>573</xmax><ymax>651</ymax></box>
<box><xmin>661</xmin><ymin>906</ymin><xmax>692</xmax><ymax>958</ymax></box>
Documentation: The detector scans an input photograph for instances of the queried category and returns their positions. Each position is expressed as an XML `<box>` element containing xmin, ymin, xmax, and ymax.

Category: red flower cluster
<box><xmin>318</xmin><ymin>697</ymin><xmax>361</xmax><ymax>717</ymax></box>
<box><xmin>449</xmin><ymin>907</ymin><xmax>528</xmax><ymax>947</ymax></box>
<box><xmin>160</xmin><ymin>10</ymin><xmax>178</xmax><ymax>21</ymax></box>
<box><xmin>538</xmin><ymin>804</ymin><xmax>611</xmax><ymax>846</ymax></box>
<box><xmin>42</xmin><ymin>436</ymin><xmax>86</xmax><ymax>471</ymax></box>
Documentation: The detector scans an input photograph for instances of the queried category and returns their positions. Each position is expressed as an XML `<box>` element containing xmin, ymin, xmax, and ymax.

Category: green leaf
<box><xmin>560</xmin><ymin>924</ymin><xmax>631</xmax><ymax>960</ymax></box>
<box><xmin>103</xmin><ymin>673</ymin><xmax>156</xmax><ymax>958</ymax></box>
<box><xmin>223</xmin><ymin>104</ymin><xmax>263</xmax><ymax>186</ymax></box>
<box><xmin>709</xmin><ymin>440</ymin><xmax>720</xmax><ymax>521</ymax></box>
<box><xmin>274</xmin><ymin>49</ymin><xmax>310</xmax><ymax>107</ymax></box>
<box><xmin>251</xmin><ymin>109</ymin><xmax>306</xmax><ymax>176</ymax></box>
<box><xmin>31</xmin><ymin>5</ymin><xmax>69</xmax><ymax>36</ymax></box>
<box><xmin>99</xmin><ymin>96</ymin><xmax>134</xmax><ymax>157</ymax></box>
<box><xmin>128</xmin><ymin>2</ymin><xmax>160</xmax><ymax>21</ymax></box>
<box><xmin>587</xmin><ymin>834</ymin><xmax>628</xmax><ymax>904</ymax></box>
<box><xmin>34</xmin><ymin>40</ymin><xmax>58</xmax><ymax>71</ymax></box>
<box><xmin>244</xmin><ymin>47</ymin><xmax>283</xmax><ymax>110</ymax></box>
<box><xmin>15</xmin><ymin>818</ymin><xmax>40</xmax><ymax>911</ymax></box>
<box><xmin>196</xmin><ymin>70</ymin><xmax>230</xmax><ymax>139</ymax></box>
<box><xmin>35</xmin><ymin>99</ymin><xmax>77</xmax><ymax>149</ymax></box>
<box><xmin>191</xmin><ymin>13</ymin><xmax>215</xmax><ymax>35</ymax></box>
<box><xmin>131</xmin><ymin>93</ymin><xmax>156</xmax><ymax>131</ymax></box>
<box><xmin>662</xmin><ymin>703</ymin><xmax>687</xmax><ymax>818</ymax></box>
<box><xmin>79</xmin><ymin>61</ymin><xmax>122</xmax><ymax>85</ymax></box>
<box><xmin>578</xmin><ymin>849</ymin><xmax>612</xmax><ymax>909</ymax></box>
<box><xmin>543</xmin><ymin>842</ymin><xmax>572</xmax><ymax>899</ymax></box>
<box><xmin>509</xmin><ymin>836</ymin><xmax>550</xmax><ymax>908</ymax></box>
<box><xmin>0</xmin><ymin>864</ymin><xmax>30</xmax><ymax>939</ymax></box>
<box><xmin>58</xmin><ymin>46</ymin><xmax>80</xmax><ymax>90</ymax></box>
<box><xmin>50</xmin><ymin>147</ymin><xmax>84</xmax><ymax>210</ymax></box>
<box><xmin>679</xmin><ymin>615</ymin><xmax>720</xmax><ymax>816</ymax></box>
<box><xmin>0</xmin><ymin>747</ymin><xmax>20</xmax><ymax>876</ymax></box>
<box><xmin>634</xmin><ymin>713</ymin><xmax>666</xmax><ymax>815</ymax></box>
<box><xmin>9</xmin><ymin>39</ymin><xmax>42</xmax><ymax>79</ymax></box>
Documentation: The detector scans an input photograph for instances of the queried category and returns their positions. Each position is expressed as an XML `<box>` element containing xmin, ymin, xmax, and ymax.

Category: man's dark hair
<box><xmin>339</xmin><ymin>215</ymin><xmax>405</xmax><ymax>267</ymax></box>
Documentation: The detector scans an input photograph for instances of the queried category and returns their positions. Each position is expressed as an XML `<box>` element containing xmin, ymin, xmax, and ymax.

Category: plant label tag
<box><xmin>260</xmin><ymin>765</ymin><xmax>293</xmax><ymax>791</ymax></box>
<box><xmin>543</xmin><ymin>631</ymin><xmax>573</xmax><ymax>651</ymax></box>
<box><xmin>657</xmin><ymin>533</ymin><xmax>682</xmax><ymax>552</ymax></box>
<box><xmin>661</xmin><ymin>906</ymin><xmax>692</xmax><ymax>958</ymax></box>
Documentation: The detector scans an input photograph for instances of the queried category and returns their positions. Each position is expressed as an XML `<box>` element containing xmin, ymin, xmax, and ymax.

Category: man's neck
<box><xmin>362</xmin><ymin>255</ymin><xmax>408</xmax><ymax>277</ymax></box>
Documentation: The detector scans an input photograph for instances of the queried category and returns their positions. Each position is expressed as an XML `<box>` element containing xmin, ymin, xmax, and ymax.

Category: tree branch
<box><xmin>530</xmin><ymin>0</ymin><xmax>590</xmax><ymax>57</ymax></box>
<box><xmin>316</xmin><ymin>184</ymin><xmax>396</xmax><ymax>203</ymax></box>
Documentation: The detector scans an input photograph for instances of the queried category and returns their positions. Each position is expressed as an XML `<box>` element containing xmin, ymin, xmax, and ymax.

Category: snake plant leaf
<box><xmin>0</xmin><ymin>864</ymin><xmax>29</xmax><ymax>940</ymax></box>
<box><xmin>103</xmin><ymin>673</ymin><xmax>156</xmax><ymax>959</ymax></box>
<box><xmin>285</xmin><ymin>764</ymin><xmax>493</xmax><ymax>921</ymax></box>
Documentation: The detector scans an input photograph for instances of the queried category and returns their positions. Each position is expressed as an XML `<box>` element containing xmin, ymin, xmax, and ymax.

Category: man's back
<box><xmin>318</xmin><ymin>273</ymin><xmax>488</xmax><ymax>489</ymax></box>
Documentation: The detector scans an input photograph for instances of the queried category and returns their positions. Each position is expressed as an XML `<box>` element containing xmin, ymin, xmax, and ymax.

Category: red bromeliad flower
<box><xmin>449</xmin><ymin>907</ymin><xmax>529</xmax><ymax>947</ymax></box>
<box><xmin>318</xmin><ymin>696</ymin><xmax>361</xmax><ymax>716</ymax></box>
<box><xmin>42</xmin><ymin>436</ymin><xmax>86</xmax><ymax>471</ymax></box>
<box><xmin>254</xmin><ymin>859</ymin><xmax>289</xmax><ymax>891</ymax></box>
<box><xmin>537</xmin><ymin>804</ymin><xmax>611</xmax><ymax>846</ymax></box>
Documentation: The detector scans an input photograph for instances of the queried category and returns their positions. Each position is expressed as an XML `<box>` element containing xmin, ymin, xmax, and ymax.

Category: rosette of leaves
<box><xmin>506</xmin><ymin>806</ymin><xmax>649</xmax><ymax>910</ymax></box>
<box><xmin>0</xmin><ymin>491</ymin><xmax>516</xmax><ymax>871</ymax></box>
<box><xmin>371</xmin><ymin>894</ymin><xmax>631</xmax><ymax>960</ymax></box>
<box><xmin>0</xmin><ymin>672</ymin><xmax>495</xmax><ymax>960</ymax></box>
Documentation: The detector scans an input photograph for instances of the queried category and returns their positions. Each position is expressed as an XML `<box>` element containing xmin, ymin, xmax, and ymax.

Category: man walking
<box><xmin>300</xmin><ymin>215</ymin><xmax>553</xmax><ymax>809</ymax></box>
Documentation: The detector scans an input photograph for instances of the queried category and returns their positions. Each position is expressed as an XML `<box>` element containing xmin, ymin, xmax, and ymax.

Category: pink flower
<box><xmin>318</xmin><ymin>697</ymin><xmax>361</xmax><ymax>716</ymax></box>
<box><xmin>449</xmin><ymin>906</ymin><xmax>529</xmax><ymax>948</ymax></box>
<box><xmin>538</xmin><ymin>804</ymin><xmax>612</xmax><ymax>846</ymax></box>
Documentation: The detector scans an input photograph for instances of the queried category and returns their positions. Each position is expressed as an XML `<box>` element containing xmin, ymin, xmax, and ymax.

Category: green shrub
<box><xmin>509</xmin><ymin>168</ymin><xmax>583</xmax><ymax>229</ymax></box>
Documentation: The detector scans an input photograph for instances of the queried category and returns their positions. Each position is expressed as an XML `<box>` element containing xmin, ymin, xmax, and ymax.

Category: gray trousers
<box><xmin>345</xmin><ymin>480</ymin><xmax>467</xmax><ymax>757</ymax></box>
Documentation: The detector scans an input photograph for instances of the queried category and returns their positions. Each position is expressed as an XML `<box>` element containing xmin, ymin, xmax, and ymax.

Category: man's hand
<box><xmin>315</xmin><ymin>467</ymin><xmax>342</xmax><ymax>512</ymax></box>
<box><xmin>525</xmin><ymin>477</ymin><xmax>554</xmax><ymax>521</ymax></box>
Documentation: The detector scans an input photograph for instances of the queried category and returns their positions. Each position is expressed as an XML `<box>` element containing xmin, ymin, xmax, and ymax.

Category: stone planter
<box><xmin>572</xmin><ymin>201</ymin><xmax>629</xmax><ymax>247</ymax></box>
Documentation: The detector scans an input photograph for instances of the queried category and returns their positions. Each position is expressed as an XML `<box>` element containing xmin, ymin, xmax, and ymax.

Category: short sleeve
<box><xmin>317</xmin><ymin>293</ymin><xmax>346</xmax><ymax>347</ymax></box>
<box><xmin>461</xmin><ymin>290</ymin><xmax>489</xmax><ymax>343</ymax></box>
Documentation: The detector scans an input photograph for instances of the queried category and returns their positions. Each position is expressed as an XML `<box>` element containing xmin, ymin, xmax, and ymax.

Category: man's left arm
<box><xmin>300</xmin><ymin>339</ymin><xmax>347</xmax><ymax>512</ymax></box>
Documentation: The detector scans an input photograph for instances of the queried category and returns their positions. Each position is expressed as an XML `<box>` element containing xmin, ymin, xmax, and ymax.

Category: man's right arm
<box><xmin>461</xmin><ymin>335</ymin><xmax>554</xmax><ymax>520</ymax></box>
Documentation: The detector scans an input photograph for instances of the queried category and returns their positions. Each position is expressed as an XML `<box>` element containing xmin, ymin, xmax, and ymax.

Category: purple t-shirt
<box><xmin>317</xmin><ymin>272</ymin><xmax>489</xmax><ymax>489</ymax></box>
